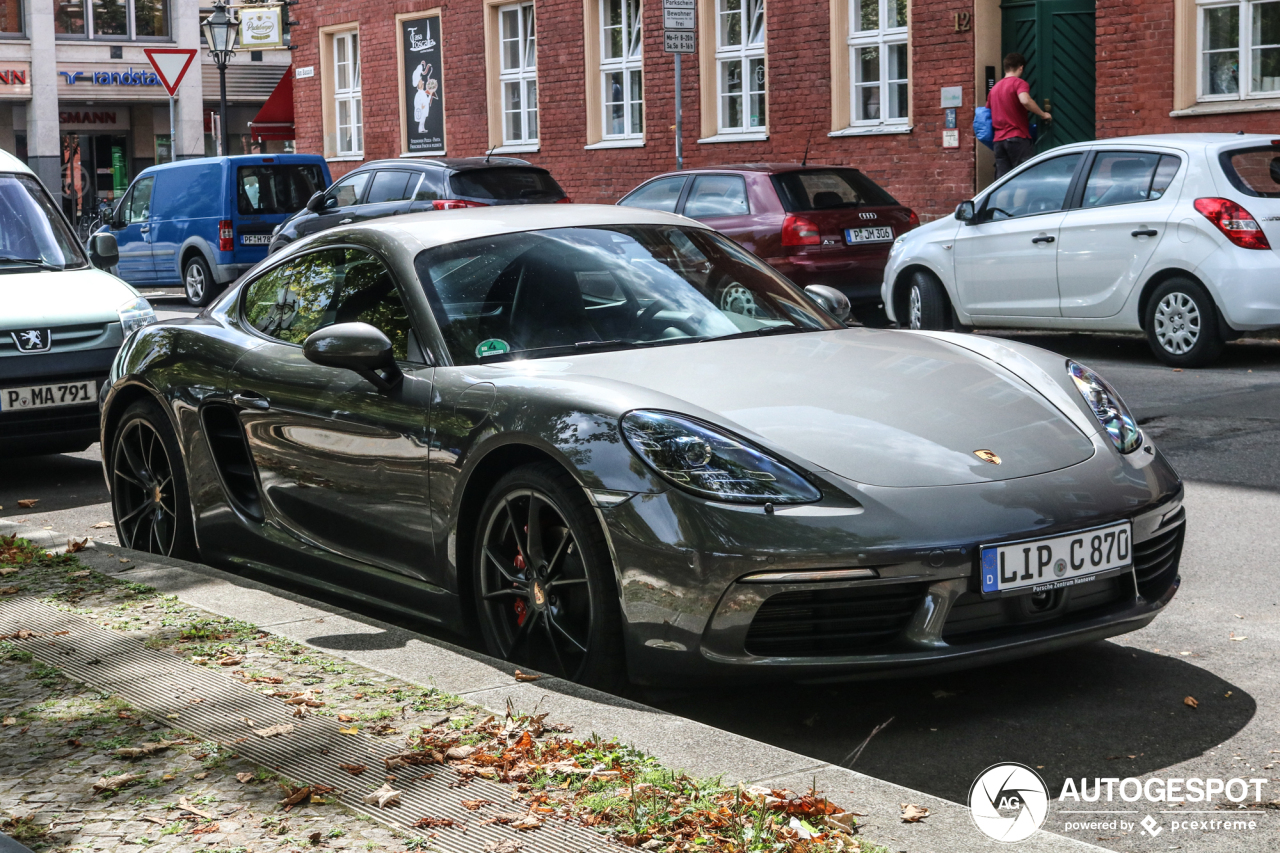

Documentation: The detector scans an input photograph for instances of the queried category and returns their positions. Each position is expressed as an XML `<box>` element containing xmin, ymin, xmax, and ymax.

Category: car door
<box><xmin>352</xmin><ymin>170</ymin><xmax>420</xmax><ymax>223</ymax></box>
<box><xmin>679</xmin><ymin>174</ymin><xmax>762</xmax><ymax>252</ymax></box>
<box><xmin>112</xmin><ymin>176</ymin><xmax>157</xmax><ymax>284</ymax></box>
<box><xmin>953</xmin><ymin>152</ymin><xmax>1085</xmax><ymax>317</ymax></box>
<box><xmin>1057</xmin><ymin>151</ymin><xmax>1183</xmax><ymax>318</ymax></box>
<box><xmin>229</xmin><ymin>246</ymin><xmax>438</xmax><ymax>584</ymax></box>
<box><xmin>296</xmin><ymin>171</ymin><xmax>372</xmax><ymax>238</ymax></box>
<box><xmin>617</xmin><ymin>175</ymin><xmax>689</xmax><ymax>213</ymax></box>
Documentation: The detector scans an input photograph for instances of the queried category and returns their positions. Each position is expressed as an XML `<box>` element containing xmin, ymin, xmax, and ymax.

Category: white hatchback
<box><xmin>882</xmin><ymin>133</ymin><xmax>1280</xmax><ymax>366</ymax></box>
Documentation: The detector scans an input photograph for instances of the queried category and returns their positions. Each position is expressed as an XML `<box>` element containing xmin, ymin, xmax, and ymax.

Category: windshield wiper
<box><xmin>702</xmin><ymin>326</ymin><xmax>814</xmax><ymax>343</ymax></box>
<box><xmin>0</xmin><ymin>256</ymin><xmax>64</xmax><ymax>271</ymax></box>
<box><xmin>483</xmin><ymin>339</ymin><xmax>656</xmax><ymax>361</ymax></box>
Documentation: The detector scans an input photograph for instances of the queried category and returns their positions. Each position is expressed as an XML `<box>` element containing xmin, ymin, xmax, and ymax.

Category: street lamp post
<box><xmin>202</xmin><ymin>0</ymin><xmax>240</xmax><ymax>156</ymax></box>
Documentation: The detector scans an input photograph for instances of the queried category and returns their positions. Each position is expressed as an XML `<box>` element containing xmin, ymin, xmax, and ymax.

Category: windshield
<box><xmin>0</xmin><ymin>173</ymin><xmax>87</xmax><ymax>271</ymax></box>
<box><xmin>414</xmin><ymin>224</ymin><xmax>842</xmax><ymax>365</ymax></box>
<box><xmin>237</xmin><ymin>164</ymin><xmax>326</xmax><ymax>215</ymax></box>
<box><xmin>448</xmin><ymin>167</ymin><xmax>565</xmax><ymax>202</ymax></box>
<box><xmin>771</xmin><ymin>169</ymin><xmax>898</xmax><ymax>211</ymax></box>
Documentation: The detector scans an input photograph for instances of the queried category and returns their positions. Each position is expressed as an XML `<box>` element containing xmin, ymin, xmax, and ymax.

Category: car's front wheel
<box><xmin>183</xmin><ymin>255</ymin><xmax>216</xmax><ymax>307</ymax></box>
<box><xmin>110</xmin><ymin>399</ymin><xmax>198</xmax><ymax>559</ymax></box>
<box><xmin>906</xmin><ymin>270</ymin><xmax>950</xmax><ymax>330</ymax></box>
<box><xmin>473</xmin><ymin>462</ymin><xmax>625</xmax><ymax>691</ymax></box>
<box><xmin>1144</xmin><ymin>278</ymin><xmax>1225</xmax><ymax>368</ymax></box>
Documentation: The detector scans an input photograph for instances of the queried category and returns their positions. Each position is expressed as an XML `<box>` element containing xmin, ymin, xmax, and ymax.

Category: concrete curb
<box><xmin>1</xmin><ymin>520</ymin><xmax>1107</xmax><ymax>853</ymax></box>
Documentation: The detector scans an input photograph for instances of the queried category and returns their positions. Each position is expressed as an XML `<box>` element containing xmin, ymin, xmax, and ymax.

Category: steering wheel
<box><xmin>635</xmin><ymin>298</ymin><xmax>670</xmax><ymax>329</ymax></box>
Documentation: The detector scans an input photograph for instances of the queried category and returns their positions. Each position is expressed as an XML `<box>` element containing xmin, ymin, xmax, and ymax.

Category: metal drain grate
<box><xmin>0</xmin><ymin>597</ymin><xmax>612</xmax><ymax>853</ymax></box>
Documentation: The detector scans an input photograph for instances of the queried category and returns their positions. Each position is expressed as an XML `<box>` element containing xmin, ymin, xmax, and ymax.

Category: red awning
<box><xmin>250</xmin><ymin>69</ymin><xmax>294</xmax><ymax>141</ymax></box>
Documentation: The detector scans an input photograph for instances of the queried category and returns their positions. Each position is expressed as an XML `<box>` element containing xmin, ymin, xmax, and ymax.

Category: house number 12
<box><xmin>954</xmin><ymin>11</ymin><xmax>972</xmax><ymax>32</ymax></box>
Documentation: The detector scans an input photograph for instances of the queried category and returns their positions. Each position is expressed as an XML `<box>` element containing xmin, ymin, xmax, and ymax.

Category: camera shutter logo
<box><xmin>968</xmin><ymin>763</ymin><xmax>1049</xmax><ymax>842</ymax></box>
<box><xmin>13</xmin><ymin>329</ymin><xmax>52</xmax><ymax>354</ymax></box>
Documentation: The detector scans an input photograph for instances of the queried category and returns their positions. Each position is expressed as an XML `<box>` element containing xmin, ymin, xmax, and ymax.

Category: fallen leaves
<box><xmin>0</xmin><ymin>586</ymin><xmax>20</xmax><ymax>596</ymax></box>
<box><xmin>1185</xmin><ymin>695</ymin><xmax>1199</xmax><ymax>709</ymax></box>
<box><xmin>217</xmin><ymin>655</ymin><xmax>244</xmax><ymax>666</ymax></box>
<box><xmin>66</xmin><ymin>539</ymin><xmax>89</xmax><ymax>554</ymax></box>
<box><xmin>176</xmin><ymin>797</ymin><xmax>216</xmax><ymax>819</ymax></box>
<box><xmin>511</xmin><ymin>814</ymin><xmax>544</xmax><ymax>831</ymax></box>
<box><xmin>513</xmin><ymin>670</ymin><xmax>541</xmax><ymax>682</ymax></box>
<box><xmin>91</xmin><ymin>521</ymin><xmax>114</xmax><ymax>529</ymax></box>
<box><xmin>2</xmin><ymin>716</ymin><xmax>16</xmax><ymax>727</ymax></box>
<box><xmin>67</xmin><ymin>569</ymin><xmax>91</xmax><ymax>578</ymax></box>
<box><xmin>339</xmin><ymin>763</ymin><xmax>367</xmax><ymax>775</ymax></box>
<box><xmin>412</xmin><ymin>816</ymin><xmax>456</xmax><ymax>829</ymax></box>
<box><xmin>236</xmin><ymin>772</ymin><xmax>255</xmax><ymax>784</ymax></box>
<box><xmin>483</xmin><ymin>840</ymin><xmax>522</xmax><ymax>853</ymax></box>
<box><xmin>0</xmin><ymin>567</ymin><xmax>17</xmax><ymax>577</ymax></box>
<box><xmin>1229</xmin><ymin>632</ymin><xmax>1248</xmax><ymax>641</ymax></box>
<box><xmin>900</xmin><ymin>803</ymin><xmax>930</xmax><ymax>822</ymax></box>
<box><xmin>16</xmin><ymin>499</ymin><xmax>38</xmax><ymax>508</ymax></box>
<box><xmin>114</xmin><ymin>739</ymin><xmax>183</xmax><ymax>759</ymax></box>
<box><xmin>462</xmin><ymin>799</ymin><xmax>495</xmax><ymax>811</ymax></box>
<box><xmin>279</xmin><ymin>784</ymin><xmax>313</xmax><ymax>808</ymax></box>
<box><xmin>253</xmin><ymin>723</ymin><xmax>295</xmax><ymax>738</ymax></box>
<box><xmin>338</xmin><ymin>726</ymin><xmax>360</xmax><ymax>736</ymax></box>
<box><xmin>93</xmin><ymin>772</ymin><xmax>144</xmax><ymax>792</ymax></box>
<box><xmin>362</xmin><ymin>782</ymin><xmax>402</xmax><ymax>808</ymax></box>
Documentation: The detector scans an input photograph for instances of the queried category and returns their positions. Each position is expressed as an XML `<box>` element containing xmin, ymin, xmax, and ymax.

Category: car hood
<box><xmin>537</xmin><ymin>329</ymin><xmax>1097</xmax><ymax>488</ymax></box>
<box><xmin>0</xmin><ymin>266</ymin><xmax>138</xmax><ymax>327</ymax></box>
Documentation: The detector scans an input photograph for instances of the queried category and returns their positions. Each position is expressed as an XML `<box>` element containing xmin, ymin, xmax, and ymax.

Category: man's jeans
<box><xmin>994</xmin><ymin>137</ymin><xmax>1035</xmax><ymax>179</ymax></box>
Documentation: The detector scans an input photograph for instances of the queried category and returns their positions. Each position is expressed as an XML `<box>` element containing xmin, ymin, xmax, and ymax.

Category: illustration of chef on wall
<box><xmin>412</xmin><ymin>61</ymin><xmax>438</xmax><ymax>133</ymax></box>
<box><xmin>402</xmin><ymin>16</ymin><xmax>445</xmax><ymax>153</ymax></box>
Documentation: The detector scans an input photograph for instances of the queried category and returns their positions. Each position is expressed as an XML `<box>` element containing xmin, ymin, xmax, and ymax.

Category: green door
<box><xmin>1000</xmin><ymin>0</ymin><xmax>1096</xmax><ymax>153</ymax></box>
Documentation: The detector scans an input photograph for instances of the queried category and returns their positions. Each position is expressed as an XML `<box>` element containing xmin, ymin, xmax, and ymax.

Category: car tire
<box><xmin>472</xmin><ymin>462</ymin><xmax>626</xmax><ymax>691</ymax></box>
<box><xmin>109</xmin><ymin>399</ymin><xmax>198</xmax><ymax>560</ymax></box>
<box><xmin>183</xmin><ymin>254</ymin><xmax>216</xmax><ymax>307</ymax></box>
<box><xmin>1144</xmin><ymin>278</ymin><xmax>1225</xmax><ymax>368</ymax></box>
<box><xmin>906</xmin><ymin>270</ymin><xmax>950</xmax><ymax>331</ymax></box>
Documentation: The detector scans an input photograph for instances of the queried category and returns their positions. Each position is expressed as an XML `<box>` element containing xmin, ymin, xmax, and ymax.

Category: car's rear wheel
<box><xmin>906</xmin><ymin>270</ymin><xmax>950</xmax><ymax>330</ymax></box>
<box><xmin>1144</xmin><ymin>278</ymin><xmax>1225</xmax><ymax>368</ymax></box>
<box><xmin>473</xmin><ymin>462</ymin><xmax>625</xmax><ymax>691</ymax></box>
<box><xmin>110</xmin><ymin>400</ymin><xmax>197</xmax><ymax>559</ymax></box>
<box><xmin>183</xmin><ymin>255</ymin><xmax>215</xmax><ymax>307</ymax></box>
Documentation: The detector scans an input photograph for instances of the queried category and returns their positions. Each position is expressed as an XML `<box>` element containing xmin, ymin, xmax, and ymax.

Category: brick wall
<box><xmin>290</xmin><ymin>0</ymin><xmax>981</xmax><ymax>218</ymax></box>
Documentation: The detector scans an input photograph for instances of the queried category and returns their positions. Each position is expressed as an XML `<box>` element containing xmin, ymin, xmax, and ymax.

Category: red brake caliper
<box><xmin>513</xmin><ymin>552</ymin><xmax>528</xmax><ymax>625</ymax></box>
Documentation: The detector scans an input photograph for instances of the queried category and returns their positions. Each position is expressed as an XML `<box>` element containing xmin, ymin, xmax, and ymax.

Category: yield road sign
<box><xmin>144</xmin><ymin>48</ymin><xmax>198</xmax><ymax>96</ymax></box>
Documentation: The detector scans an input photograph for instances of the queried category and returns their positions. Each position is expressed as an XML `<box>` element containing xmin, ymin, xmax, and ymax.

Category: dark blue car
<box><xmin>104</xmin><ymin>154</ymin><xmax>330</xmax><ymax>305</ymax></box>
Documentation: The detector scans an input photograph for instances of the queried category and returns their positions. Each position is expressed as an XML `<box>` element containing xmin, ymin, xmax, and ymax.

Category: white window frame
<box><xmin>600</xmin><ymin>0</ymin><xmax>644</xmax><ymax>140</ymax></box>
<box><xmin>715</xmin><ymin>0</ymin><xmax>767</xmax><ymax>134</ymax></box>
<box><xmin>848</xmin><ymin>0</ymin><xmax>909</xmax><ymax>127</ymax></box>
<box><xmin>333</xmin><ymin>31</ymin><xmax>363</xmax><ymax>156</ymax></box>
<box><xmin>1197</xmin><ymin>0</ymin><xmax>1280</xmax><ymax>102</ymax></box>
<box><xmin>499</xmin><ymin>1</ymin><xmax>539</xmax><ymax>146</ymax></box>
<box><xmin>55</xmin><ymin>0</ymin><xmax>171</xmax><ymax>40</ymax></box>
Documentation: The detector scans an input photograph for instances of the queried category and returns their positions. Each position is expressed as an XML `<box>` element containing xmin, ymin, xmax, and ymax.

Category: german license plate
<box><xmin>241</xmin><ymin>234</ymin><xmax>271</xmax><ymax>245</ymax></box>
<box><xmin>980</xmin><ymin>521</ymin><xmax>1132</xmax><ymax>597</ymax></box>
<box><xmin>844</xmin><ymin>227</ymin><xmax>894</xmax><ymax>244</ymax></box>
<box><xmin>0</xmin><ymin>380</ymin><xmax>98</xmax><ymax>412</ymax></box>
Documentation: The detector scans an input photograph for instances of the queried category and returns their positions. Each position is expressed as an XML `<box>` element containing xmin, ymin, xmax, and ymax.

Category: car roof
<box><xmin>1047</xmin><ymin>132</ymin><xmax>1280</xmax><ymax>156</ymax></box>
<box><xmin>327</xmin><ymin>203</ymin><xmax>706</xmax><ymax>253</ymax></box>
<box><xmin>141</xmin><ymin>153</ymin><xmax>327</xmax><ymax>174</ymax></box>
<box><xmin>354</xmin><ymin>156</ymin><xmax>538</xmax><ymax>172</ymax></box>
<box><xmin>644</xmin><ymin>162</ymin><xmax>861</xmax><ymax>176</ymax></box>
<box><xmin>0</xmin><ymin>148</ymin><xmax>34</xmax><ymax>176</ymax></box>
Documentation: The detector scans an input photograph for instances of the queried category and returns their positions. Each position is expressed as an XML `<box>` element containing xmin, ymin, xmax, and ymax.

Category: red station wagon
<box><xmin>618</xmin><ymin>164</ymin><xmax>918</xmax><ymax>323</ymax></box>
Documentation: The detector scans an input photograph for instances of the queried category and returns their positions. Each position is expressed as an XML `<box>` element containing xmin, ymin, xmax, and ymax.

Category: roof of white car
<box><xmin>1060</xmin><ymin>132</ymin><xmax>1278</xmax><ymax>153</ymax></box>
<box><xmin>355</xmin><ymin>203</ymin><xmax>709</xmax><ymax>252</ymax></box>
<box><xmin>0</xmin><ymin>148</ymin><xmax>34</xmax><ymax>175</ymax></box>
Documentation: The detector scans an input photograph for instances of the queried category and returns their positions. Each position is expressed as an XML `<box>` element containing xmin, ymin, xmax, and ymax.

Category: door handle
<box><xmin>338</xmin><ymin>218</ymin><xmax>353</xmax><ymax>225</ymax></box>
<box><xmin>1031</xmin><ymin>235</ymin><xmax>1056</xmax><ymax>244</ymax></box>
<box><xmin>1132</xmin><ymin>229</ymin><xmax>1158</xmax><ymax>238</ymax></box>
<box><xmin>140</xmin><ymin>225</ymin><xmax>150</xmax><ymax>233</ymax></box>
<box><xmin>232</xmin><ymin>391</ymin><xmax>271</xmax><ymax>409</ymax></box>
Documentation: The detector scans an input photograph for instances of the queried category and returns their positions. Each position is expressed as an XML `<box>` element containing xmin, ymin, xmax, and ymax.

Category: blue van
<box><xmin>105</xmin><ymin>154</ymin><xmax>330</xmax><ymax>306</ymax></box>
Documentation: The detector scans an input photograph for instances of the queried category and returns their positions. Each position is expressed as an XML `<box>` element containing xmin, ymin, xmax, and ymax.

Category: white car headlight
<box><xmin>1067</xmin><ymin>361</ymin><xmax>1142</xmax><ymax>454</ymax></box>
<box><xmin>117</xmin><ymin>297</ymin><xmax>157</xmax><ymax>336</ymax></box>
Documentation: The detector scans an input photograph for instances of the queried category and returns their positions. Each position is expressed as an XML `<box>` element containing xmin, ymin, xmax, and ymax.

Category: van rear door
<box><xmin>232</xmin><ymin>159</ymin><xmax>327</xmax><ymax>261</ymax></box>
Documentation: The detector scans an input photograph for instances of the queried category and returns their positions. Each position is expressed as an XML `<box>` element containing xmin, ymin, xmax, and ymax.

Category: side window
<box><xmin>366</xmin><ymin>170</ymin><xmax>415</xmax><ymax>204</ymax></box>
<box><xmin>414</xmin><ymin>170</ymin><xmax>446</xmax><ymax>202</ymax></box>
<box><xmin>1149</xmin><ymin>155</ymin><xmax>1182</xmax><ymax>200</ymax></box>
<box><xmin>325</xmin><ymin>172</ymin><xmax>371</xmax><ymax>209</ymax></box>
<box><xmin>1082</xmin><ymin>152</ymin><xmax>1169</xmax><ymax>209</ymax></box>
<box><xmin>985</xmin><ymin>154</ymin><xmax>1083</xmax><ymax>220</ymax></box>
<box><xmin>618</xmin><ymin>176</ymin><xmax>687</xmax><ymax>212</ymax></box>
<box><xmin>242</xmin><ymin>248</ymin><xmax>414</xmax><ymax>360</ymax></box>
<box><xmin>682</xmin><ymin>175</ymin><xmax>750</xmax><ymax>218</ymax></box>
<box><xmin>128</xmin><ymin>177</ymin><xmax>155</xmax><ymax>224</ymax></box>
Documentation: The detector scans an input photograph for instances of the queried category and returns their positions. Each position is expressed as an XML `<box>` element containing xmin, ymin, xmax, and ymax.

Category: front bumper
<box><xmin>603</xmin><ymin>439</ymin><xmax>1184</xmax><ymax>686</ymax></box>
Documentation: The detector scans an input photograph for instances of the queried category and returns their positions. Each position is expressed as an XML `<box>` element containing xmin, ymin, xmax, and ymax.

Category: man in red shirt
<box><xmin>987</xmin><ymin>52</ymin><xmax>1053</xmax><ymax>178</ymax></box>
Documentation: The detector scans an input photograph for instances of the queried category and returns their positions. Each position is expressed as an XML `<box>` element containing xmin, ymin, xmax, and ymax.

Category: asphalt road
<box><xmin>3</xmin><ymin>302</ymin><xmax>1278</xmax><ymax>851</ymax></box>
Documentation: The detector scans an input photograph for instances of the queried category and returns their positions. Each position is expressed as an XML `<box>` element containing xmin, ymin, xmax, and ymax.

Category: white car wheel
<box><xmin>909</xmin><ymin>285</ymin><xmax>923</xmax><ymax>330</ymax></box>
<box><xmin>1153</xmin><ymin>292</ymin><xmax>1200</xmax><ymax>355</ymax></box>
<box><xmin>1143</xmin><ymin>278</ymin><xmax>1224</xmax><ymax>368</ymax></box>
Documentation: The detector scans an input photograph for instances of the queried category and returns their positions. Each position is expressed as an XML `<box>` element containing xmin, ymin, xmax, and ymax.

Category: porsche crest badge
<box><xmin>973</xmin><ymin>449</ymin><xmax>1001</xmax><ymax>465</ymax></box>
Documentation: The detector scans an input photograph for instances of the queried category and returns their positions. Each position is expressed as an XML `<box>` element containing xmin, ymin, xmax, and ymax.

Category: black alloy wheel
<box><xmin>110</xmin><ymin>400</ymin><xmax>197</xmax><ymax>559</ymax></box>
<box><xmin>473</xmin><ymin>463</ymin><xmax>625</xmax><ymax>690</ymax></box>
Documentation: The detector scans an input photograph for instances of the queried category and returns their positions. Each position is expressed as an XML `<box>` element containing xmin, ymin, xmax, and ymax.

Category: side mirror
<box><xmin>804</xmin><ymin>284</ymin><xmax>852</xmax><ymax>323</ymax></box>
<box><xmin>303</xmin><ymin>322</ymin><xmax>403</xmax><ymax>392</ymax></box>
<box><xmin>956</xmin><ymin>200</ymin><xmax>976</xmax><ymax>223</ymax></box>
<box><xmin>305</xmin><ymin>191</ymin><xmax>326</xmax><ymax>213</ymax></box>
<box><xmin>88</xmin><ymin>233</ymin><xmax>119</xmax><ymax>270</ymax></box>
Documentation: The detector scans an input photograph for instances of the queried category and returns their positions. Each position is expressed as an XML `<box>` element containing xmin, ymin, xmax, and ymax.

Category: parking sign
<box><xmin>664</xmin><ymin>31</ymin><xmax>695</xmax><ymax>54</ymax></box>
<box><xmin>663</xmin><ymin>0</ymin><xmax>695</xmax><ymax>30</ymax></box>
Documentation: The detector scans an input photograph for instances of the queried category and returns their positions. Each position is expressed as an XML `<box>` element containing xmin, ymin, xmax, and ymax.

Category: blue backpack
<box><xmin>974</xmin><ymin>106</ymin><xmax>994</xmax><ymax>149</ymax></box>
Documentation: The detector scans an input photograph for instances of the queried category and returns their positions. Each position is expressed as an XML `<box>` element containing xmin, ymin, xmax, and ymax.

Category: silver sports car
<box><xmin>100</xmin><ymin>205</ymin><xmax>1185</xmax><ymax>689</ymax></box>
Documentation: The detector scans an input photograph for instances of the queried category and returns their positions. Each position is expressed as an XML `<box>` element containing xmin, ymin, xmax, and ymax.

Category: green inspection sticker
<box><xmin>475</xmin><ymin>338</ymin><xmax>511</xmax><ymax>358</ymax></box>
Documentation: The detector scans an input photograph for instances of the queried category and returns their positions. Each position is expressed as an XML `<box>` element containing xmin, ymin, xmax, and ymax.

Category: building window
<box><xmin>499</xmin><ymin>1</ymin><xmax>538</xmax><ymax>145</ymax></box>
<box><xmin>715</xmin><ymin>0</ymin><xmax>766</xmax><ymax>133</ymax></box>
<box><xmin>334</xmin><ymin>31</ymin><xmax>363</xmax><ymax>155</ymax></box>
<box><xmin>848</xmin><ymin>0</ymin><xmax>908</xmax><ymax>125</ymax></box>
<box><xmin>55</xmin><ymin>0</ymin><xmax>170</xmax><ymax>39</ymax></box>
<box><xmin>1199</xmin><ymin>0</ymin><xmax>1280</xmax><ymax>99</ymax></box>
<box><xmin>601</xmin><ymin>0</ymin><xmax>643</xmax><ymax>139</ymax></box>
<box><xmin>1</xmin><ymin>0</ymin><xmax>23</xmax><ymax>36</ymax></box>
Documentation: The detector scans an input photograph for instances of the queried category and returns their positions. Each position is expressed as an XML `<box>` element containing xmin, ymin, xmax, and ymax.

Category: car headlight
<box><xmin>621</xmin><ymin>411</ymin><xmax>822</xmax><ymax>504</ymax></box>
<box><xmin>117</xmin><ymin>297</ymin><xmax>157</xmax><ymax>337</ymax></box>
<box><xmin>1067</xmin><ymin>361</ymin><xmax>1142</xmax><ymax>454</ymax></box>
